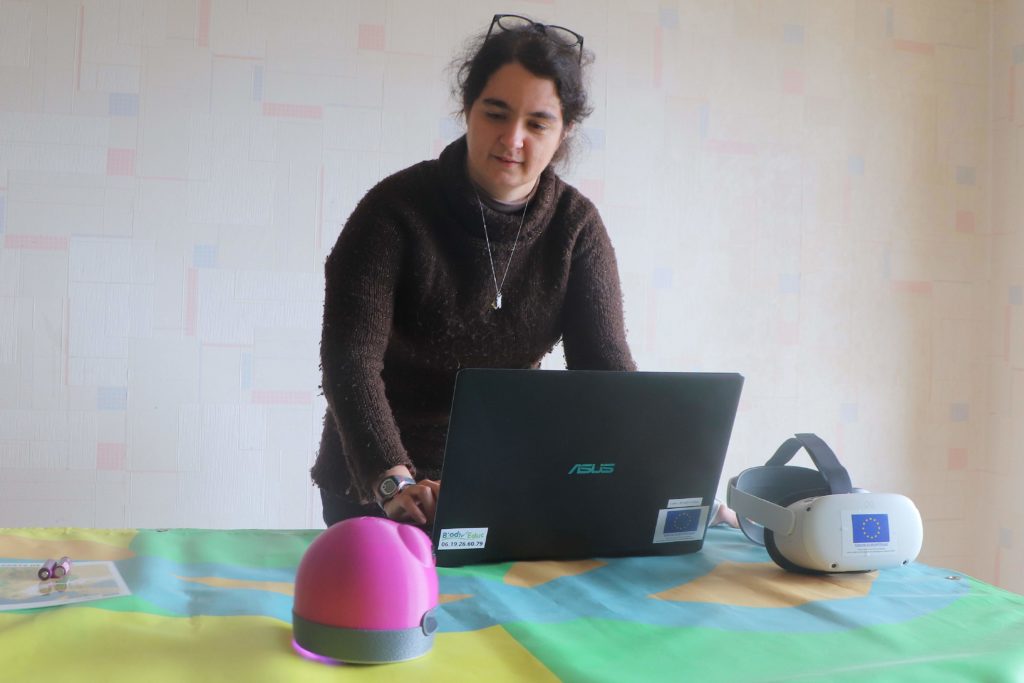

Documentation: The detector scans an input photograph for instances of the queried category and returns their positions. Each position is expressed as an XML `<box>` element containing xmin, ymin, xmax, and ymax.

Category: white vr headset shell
<box><xmin>727</xmin><ymin>433</ymin><xmax>924</xmax><ymax>574</ymax></box>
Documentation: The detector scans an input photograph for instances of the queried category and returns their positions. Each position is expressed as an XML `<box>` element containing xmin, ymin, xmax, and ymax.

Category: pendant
<box><xmin>494</xmin><ymin>293</ymin><xmax>502</xmax><ymax>310</ymax></box>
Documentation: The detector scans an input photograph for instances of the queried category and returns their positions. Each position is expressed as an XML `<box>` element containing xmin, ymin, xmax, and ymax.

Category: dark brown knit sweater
<box><xmin>311</xmin><ymin>136</ymin><xmax>635</xmax><ymax>503</ymax></box>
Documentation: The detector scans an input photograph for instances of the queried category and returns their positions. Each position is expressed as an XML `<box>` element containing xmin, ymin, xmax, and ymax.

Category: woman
<box><xmin>311</xmin><ymin>15</ymin><xmax>635</xmax><ymax>527</ymax></box>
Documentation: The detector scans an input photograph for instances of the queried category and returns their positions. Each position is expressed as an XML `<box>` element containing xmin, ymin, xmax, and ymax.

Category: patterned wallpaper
<box><xmin>0</xmin><ymin>0</ymin><xmax>1019</xmax><ymax>591</ymax></box>
<box><xmin>987</xmin><ymin>0</ymin><xmax>1023</xmax><ymax>593</ymax></box>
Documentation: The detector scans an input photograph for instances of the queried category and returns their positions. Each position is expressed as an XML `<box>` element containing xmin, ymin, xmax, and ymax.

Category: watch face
<box><xmin>379</xmin><ymin>478</ymin><xmax>399</xmax><ymax>497</ymax></box>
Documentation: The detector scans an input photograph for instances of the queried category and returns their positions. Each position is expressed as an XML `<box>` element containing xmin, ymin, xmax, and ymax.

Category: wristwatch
<box><xmin>376</xmin><ymin>474</ymin><xmax>416</xmax><ymax>506</ymax></box>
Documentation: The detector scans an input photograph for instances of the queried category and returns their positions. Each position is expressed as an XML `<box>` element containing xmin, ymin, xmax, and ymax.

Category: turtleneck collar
<box><xmin>471</xmin><ymin>176</ymin><xmax>539</xmax><ymax>214</ymax></box>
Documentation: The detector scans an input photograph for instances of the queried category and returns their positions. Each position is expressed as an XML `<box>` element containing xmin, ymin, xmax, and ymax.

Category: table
<box><xmin>2</xmin><ymin>526</ymin><xmax>1022</xmax><ymax>682</ymax></box>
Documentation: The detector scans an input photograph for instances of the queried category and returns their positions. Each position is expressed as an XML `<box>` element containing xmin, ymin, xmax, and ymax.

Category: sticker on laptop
<box><xmin>652</xmin><ymin>506</ymin><xmax>709</xmax><ymax>544</ymax></box>
<box><xmin>667</xmin><ymin>497</ymin><xmax>703</xmax><ymax>509</ymax></box>
<box><xmin>841</xmin><ymin>512</ymin><xmax>897</xmax><ymax>555</ymax></box>
<box><xmin>437</xmin><ymin>527</ymin><xmax>488</xmax><ymax>551</ymax></box>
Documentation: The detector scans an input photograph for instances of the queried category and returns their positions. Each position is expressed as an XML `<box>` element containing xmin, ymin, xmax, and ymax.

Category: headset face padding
<box><xmin>764</xmin><ymin>529</ymin><xmax>820</xmax><ymax>575</ymax></box>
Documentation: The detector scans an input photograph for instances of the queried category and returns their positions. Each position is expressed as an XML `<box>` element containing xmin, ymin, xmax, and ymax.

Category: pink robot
<box><xmin>292</xmin><ymin>517</ymin><xmax>440</xmax><ymax>664</ymax></box>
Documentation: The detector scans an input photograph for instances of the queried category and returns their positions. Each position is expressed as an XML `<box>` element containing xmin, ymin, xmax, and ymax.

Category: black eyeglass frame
<box><xmin>485</xmin><ymin>13</ymin><xmax>584</xmax><ymax>65</ymax></box>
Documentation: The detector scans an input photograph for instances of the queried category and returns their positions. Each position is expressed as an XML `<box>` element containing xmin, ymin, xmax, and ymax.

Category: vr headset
<box><xmin>727</xmin><ymin>433</ymin><xmax>923</xmax><ymax>574</ymax></box>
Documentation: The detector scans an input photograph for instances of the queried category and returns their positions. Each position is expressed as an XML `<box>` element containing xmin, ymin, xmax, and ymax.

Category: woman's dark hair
<box><xmin>452</xmin><ymin>20</ymin><xmax>594</xmax><ymax>165</ymax></box>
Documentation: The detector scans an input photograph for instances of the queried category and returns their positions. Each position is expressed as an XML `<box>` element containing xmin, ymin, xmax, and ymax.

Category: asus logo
<box><xmin>568</xmin><ymin>463</ymin><xmax>615</xmax><ymax>475</ymax></box>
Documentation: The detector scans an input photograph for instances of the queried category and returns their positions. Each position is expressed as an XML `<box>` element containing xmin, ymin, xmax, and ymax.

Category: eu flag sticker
<box><xmin>852</xmin><ymin>514</ymin><xmax>890</xmax><ymax>544</ymax></box>
<box><xmin>666</xmin><ymin>508</ymin><xmax>702</xmax><ymax>533</ymax></box>
<box><xmin>653</xmin><ymin>505</ymin><xmax>708</xmax><ymax>544</ymax></box>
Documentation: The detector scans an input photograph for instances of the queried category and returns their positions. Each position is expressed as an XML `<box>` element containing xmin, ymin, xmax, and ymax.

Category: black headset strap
<box><xmin>764</xmin><ymin>433</ymin><xmax>853</xmax><ymax>494</ymax></box>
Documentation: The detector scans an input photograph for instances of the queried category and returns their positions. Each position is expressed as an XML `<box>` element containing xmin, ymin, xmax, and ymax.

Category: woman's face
<box><xmin>465</xmin><ymin>61</ymin><xmax>567</xmax><ymax>202</ymax></box>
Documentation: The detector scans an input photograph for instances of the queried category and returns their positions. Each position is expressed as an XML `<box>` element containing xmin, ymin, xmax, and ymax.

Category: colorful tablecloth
<box><xmin>2</xmin><ymin>527</ymin><xmax>1022</xmax><ymax>682</ymax></box>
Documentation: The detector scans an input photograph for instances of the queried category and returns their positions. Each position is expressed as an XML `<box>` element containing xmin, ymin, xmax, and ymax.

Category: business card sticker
<box><xmin>437</xmin><ymin>527</ymin><xmax>488</xmax><ymax>550</ymax></box>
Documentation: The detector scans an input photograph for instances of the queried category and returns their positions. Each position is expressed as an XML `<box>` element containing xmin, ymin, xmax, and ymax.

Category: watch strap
<box><xmin>376</xmin><ymin>474</ymin><xmax>416</xmax><ymax>505</ymax></box>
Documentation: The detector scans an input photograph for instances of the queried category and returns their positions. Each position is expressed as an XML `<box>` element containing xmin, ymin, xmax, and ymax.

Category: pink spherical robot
<box><xmin>292</xmin><ymin>517</ymin><xmax>439</xmax><ymax>664</ymax></box>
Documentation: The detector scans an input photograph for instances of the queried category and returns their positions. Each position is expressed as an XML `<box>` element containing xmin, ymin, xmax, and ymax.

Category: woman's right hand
<box><xmin>382</xmin><ymin>479</ymin><xmax>440</xmax><ymax>526</ymax></box>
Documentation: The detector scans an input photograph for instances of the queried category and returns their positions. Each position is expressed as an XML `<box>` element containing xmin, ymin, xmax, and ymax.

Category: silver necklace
<box><xmin>474</xmin><ymin>190</ymin><xmax>530</xmax><ymax>310</ymax></box>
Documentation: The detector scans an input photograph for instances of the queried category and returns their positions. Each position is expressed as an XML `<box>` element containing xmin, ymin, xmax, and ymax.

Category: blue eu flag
<box><xmin>666</xmin><ymin>508</ymin><xmax>702</xmax><ymax>533</ymax></box>
<box><xmin>852</xmin><ymin>514</ymin><xmax>890</xmax><ymax>543</ymax></box>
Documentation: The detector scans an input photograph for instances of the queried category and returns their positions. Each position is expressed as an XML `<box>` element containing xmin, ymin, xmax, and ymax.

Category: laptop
<box><xmin>430</xmin><ymin>369</ymin><xmax>744</xmax><ymax>567</ymax></box>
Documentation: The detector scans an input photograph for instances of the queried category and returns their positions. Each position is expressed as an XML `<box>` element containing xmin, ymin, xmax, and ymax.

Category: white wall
<box><xmin>0</xmin><ymin>0</ymin><xmax>1018</xmax><ymax>591</ymax></box>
